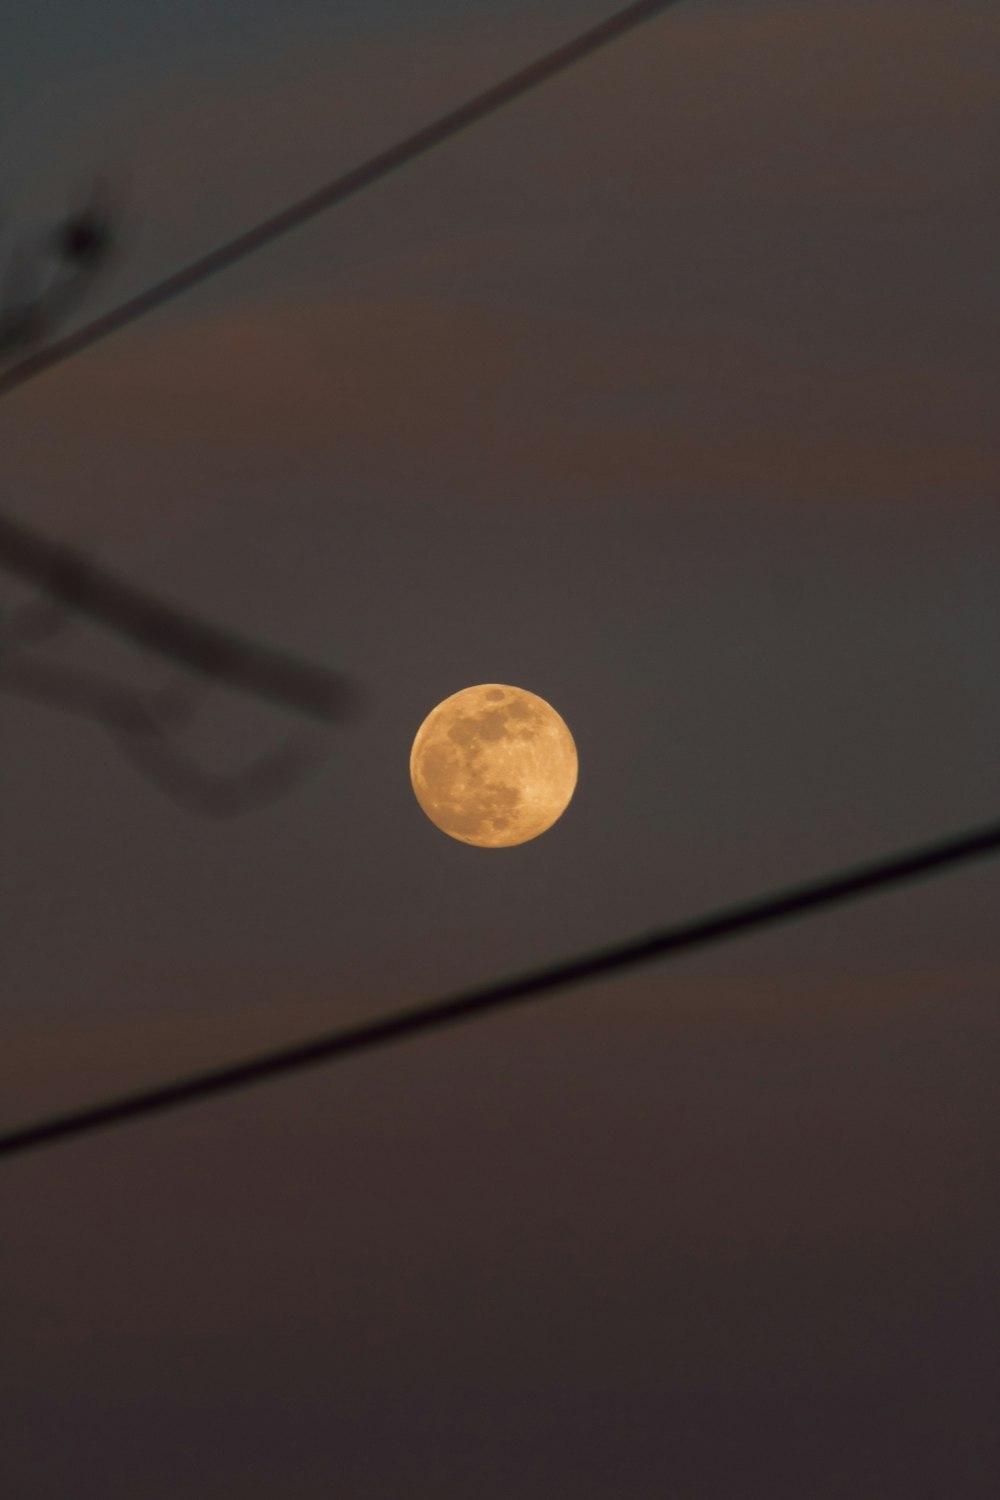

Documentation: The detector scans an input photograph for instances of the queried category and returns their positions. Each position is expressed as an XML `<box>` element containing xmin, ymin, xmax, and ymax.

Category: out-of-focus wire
<box><xmin>2</xmin><ymin>812</ymin><xmax>998</xmax><ymax>1159</ymax></box>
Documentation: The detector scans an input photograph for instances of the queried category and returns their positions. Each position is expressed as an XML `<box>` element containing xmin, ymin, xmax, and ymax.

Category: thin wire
<box><xmin>3</xmin><ymin>814</ymin><xmax>998</xmax><ymax>1160</ymax></box>
<box><xmin>0</xmin><ymin>0</ymin><xmax>686</xmax><ymax>711</ymax></box>
<box><xmin>0</xmin><ymin>0</ymin><xmax>685</xmax><ymax>403</ymax></box>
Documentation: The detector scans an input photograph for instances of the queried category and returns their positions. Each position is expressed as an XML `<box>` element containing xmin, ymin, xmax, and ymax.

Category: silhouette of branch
<box><xmin>0</xmin><ymin>185</ymin><xmax>116</xmax><ymax>356</ymax></box>
<box><xmin>0</xmin><ymin>651</ymin><xmax>326</xmax><ymax>816</ymax></box>
<box><xmin>0</xmin><ymin>510</ymin><xmax>362</xmax><ymax>722</ymax></box>
<box><xmin>1</xmin><ymin>183</ymin><xmax>341</xmax><ymax>812</ymax></box>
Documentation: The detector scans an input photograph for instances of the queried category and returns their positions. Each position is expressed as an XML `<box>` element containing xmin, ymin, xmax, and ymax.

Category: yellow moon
<box><xmin>410</xmin><ymin>684</ymin><xmax>578</xmax><ymax>847</ymax></box>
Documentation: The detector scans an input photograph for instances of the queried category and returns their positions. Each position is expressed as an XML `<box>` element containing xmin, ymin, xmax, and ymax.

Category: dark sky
<box><xmin>2</xmin><ymin>1</ymin><xmax>999</xmax><ymax>1495</ymax></box>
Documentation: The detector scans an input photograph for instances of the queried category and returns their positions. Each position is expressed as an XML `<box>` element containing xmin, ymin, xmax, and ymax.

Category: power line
<box><xmin>0</xmin><ymin>0</ymin><xmax>686</xmax><ymax>715</ymax></box>
<box><xmin>0</xmin><ymin>0</ymin><xmax>685</xmax><ymax>403</ymax></box>
<box><xmin>2</xmin><ymin>813</ymin><xmax>998</xmax><ymax>1160</ymax></box>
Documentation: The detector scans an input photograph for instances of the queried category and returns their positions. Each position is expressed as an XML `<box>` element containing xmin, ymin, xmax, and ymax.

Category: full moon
<box><xmin>410</xmin><ymin>684</ymin><xmax>578</xmax><ymax>847</ymax></box>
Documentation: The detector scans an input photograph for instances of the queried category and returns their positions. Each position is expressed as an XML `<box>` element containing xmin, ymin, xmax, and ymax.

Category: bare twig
<box><xmin>0</xmin><ymin>510</ymin><xmax>362</xmax><ymax>722</ymax></box>
<box><xmin>0</xmin><ymin>185</ymin><xmax>116</xmax><ymax>356</ymax></box>
<box><xmin>0</xmin><ymin>651</ymin><xmax>327</xmax><ymax>816</ymax></box>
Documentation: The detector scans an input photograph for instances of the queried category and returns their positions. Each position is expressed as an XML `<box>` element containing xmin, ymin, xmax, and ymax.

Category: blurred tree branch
<box><xmin>0</xmin><ymin>190</ymin><xmax>359</xmax><ymax>813</ymax></box>
<box><xmin>0</xmin><ymin>190</ymin><xmax>360</xmax><ymax>730</ymax></box>
<box><xmin>0</xmin><ymin>647</ymin><xmax>327</xmax><ymax>816</ymax></box>
<box><xmin>0</xmin><ymin>185</ymin><xmax>116</xmax><ymax>356</ymax></box>
<box><xmin>0</xmin><ymin>510</ymin><xmax>361</xmax><ymax>722</ymax></box>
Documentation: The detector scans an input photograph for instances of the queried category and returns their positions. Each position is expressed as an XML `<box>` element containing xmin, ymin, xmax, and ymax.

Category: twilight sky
<box><xmin>2</xmin><ymin>2</ymin><xmax>999</xmax><ymax>1495</ymax></box>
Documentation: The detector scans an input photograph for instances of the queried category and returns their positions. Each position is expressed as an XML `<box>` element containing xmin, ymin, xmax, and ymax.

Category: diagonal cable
<box><xmin>0</xmin><ymin>0</ymin><xmax>685</xmax><ymax>402</ymax></box>
<box><xmin>0</xmin><ymin>2</ymin><xmax>686</xmax><ymax>711</ymax></box>
<box><xmin>2</xmin><ymin>814</ymin><xmax>998</xmax><ymax>1159</ymax></box>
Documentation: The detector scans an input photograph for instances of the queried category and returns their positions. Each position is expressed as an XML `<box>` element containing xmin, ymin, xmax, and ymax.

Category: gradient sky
<box><xmin>2</xmin><ymin>2</ymin><xmax>1000</xmax><ymax>1496</ymax></box>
